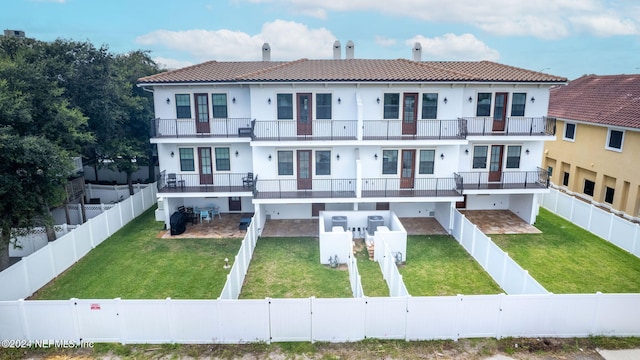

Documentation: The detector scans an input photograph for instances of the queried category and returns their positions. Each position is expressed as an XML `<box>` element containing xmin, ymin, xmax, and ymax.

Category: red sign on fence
<box><xmin>90</xmin><ymin>303</ymin><xmax>101</xmax><ymax>310</ymax></box>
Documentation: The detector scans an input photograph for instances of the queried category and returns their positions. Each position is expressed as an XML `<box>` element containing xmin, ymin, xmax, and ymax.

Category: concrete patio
<box><xmin>160</xmin><ymin>210</ymin><xmax>537</xmax><ymax>239</ymax></box>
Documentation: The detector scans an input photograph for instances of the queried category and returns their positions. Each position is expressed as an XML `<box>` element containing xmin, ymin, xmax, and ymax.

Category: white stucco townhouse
<box><xmin>137</xmin><ymin>42</ymin><xmax>567</xmax><ymax>234</ymax></box>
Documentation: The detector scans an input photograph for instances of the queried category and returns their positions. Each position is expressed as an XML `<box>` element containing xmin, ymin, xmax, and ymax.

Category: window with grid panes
<box><xmin>211</xmin><ymin>94</ymin><xmax>227</xmax><ymax>118</ymax></box>
<box><xmin>421</xmin><ymin>93</ymin><xmax>438</xmax><ymax>119</ymax></box>
<box><xmin>418</xmin><ymin>150</ymin><xmax>435</xmax><ymax>174</ymax></box>
<box><xmin>179</xmin><ymin>148</ymin><xmax>194</xmax><ymax>171</ymax></box>
<box><xmin>215</xmin><ymin>148</ymin><xmax>230</xmax><ymax>171</ymax></box>
<box><xmin>175</xmin><ymin>94</ymin><xmax>191</xmax><ymax>118</ymax></box>
<box><xmin>316</xmin><ymin>94</ymin><xmax>332</xmax><ymax>119</ymax></box>
<box><xmin>278</xmin><ymin>151</ymin><xmax>293</xmax><ymax>175</ymax></box>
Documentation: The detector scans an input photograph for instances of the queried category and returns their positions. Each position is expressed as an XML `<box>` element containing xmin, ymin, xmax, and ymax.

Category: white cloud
<box><xmin>570</xmin><ymin>13</ymin><xmax>639</xmax><ymax>36</ymax></box>
<box><xmin>135</xmin><ymin>20</ymin><xmax>336</xmax><ymax>62</ymax></box>
<box><xmin>153</xmin><ymin>57</ymin><xmax>195</xmax><ymax>71</ymax></box>
<box><xmin>375</xmin><ymin>36</ymin><xmax>397</xmax><ymax>47</ymax></box>
<box><xmin>245</xmin><ymin>0</ymin><xmax>640</xmax><ymax>38</ymax></box>
<box><xmin>407</xmin><ymin>34</ymin><xmax>500</xmax><ymax>61</ymax></box>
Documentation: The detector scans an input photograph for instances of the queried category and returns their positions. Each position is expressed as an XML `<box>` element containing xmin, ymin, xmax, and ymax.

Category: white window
<box><xmin>606</xmin><ymin>129</ymin><xmax>624</xmax><ymax>151</ymax></box>
<box><xmin>563</xmin><ymin>122</ymin><xmax>576</xmax><ymax>141</ymax></box>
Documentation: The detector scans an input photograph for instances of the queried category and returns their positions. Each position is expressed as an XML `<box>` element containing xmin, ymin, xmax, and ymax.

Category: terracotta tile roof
<box><xmin>549</xmin><ymin>74</ymin><xmax>640</xmax><ymax>129</ymax></box>
<box><xmin>138</xmin><ymin>59</ymin><xmax>566</xmax><ymax>84</ymax></box>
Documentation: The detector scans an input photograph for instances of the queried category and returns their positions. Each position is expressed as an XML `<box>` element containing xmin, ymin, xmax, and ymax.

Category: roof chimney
<box><xmin>412</xmin><ymin>42</ymin><xmax>422</xmax><ymax>62</ymax></box>
<box><xmin>345</xmin><ymin>40</ymin><xmax>354</xmax><ymax>59</ymax></box>
<box><xmin>333</xmin><ymin>40</ymin><xmax>341</xmax><ymax>59</ymax></box>
<box><xmin>262</xmin><ymin>43</ymin><xmax>271</xmax><ymax>61</ymax></box>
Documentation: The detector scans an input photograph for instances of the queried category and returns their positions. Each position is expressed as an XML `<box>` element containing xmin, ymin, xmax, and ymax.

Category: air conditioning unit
<box><xmin>157</xmin><ymin>199</ymin><xmax>164</xmax><ymax>210</ymax></box>
<box><xmin>367</xmin><ymin>215</ymin><xmax>384</xmax><ymax>235</ymax></box>
<box><xmin>331</xmin><ymin>216</ymin><xmax>348</xmax><ymax>231</ymax></box>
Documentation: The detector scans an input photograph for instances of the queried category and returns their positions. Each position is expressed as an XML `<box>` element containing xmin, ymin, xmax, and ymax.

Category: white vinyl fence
<box><xmin>8</xmin><ymin>224</ymin><xmax>79</xmax><ymax>258</ymax></box>
<box><xmin>377</xmin><ymin>237</ymin><xmax>409</xmax><ymax>297</ymax></box>
<box><xmin>2</xmin><ymin>293</ymin><xmax>639</xmax><ymax>343</ymax></box>
<box><xmin>542</xmin><ymin>188</ymin><xmax>640</xmax><ymax>258</ymax></box>
<box><xmin>346</xmin><ymin>254</ymin><xmax>364</xmax><ymax>298</ymax></box>
<box><xmin>451</xmin><ymin>209</ymin><xmax>549</xmax><ymax>295</ymax></box>
<box><xmin>218</xmin><ymin>219</ymin><xmax>259</xmax><ymax>300</ymax></box>
<box><xmin>0</xmin><ymin>184</ymin><xmax>157</xmax><ymax>301</ymax></box>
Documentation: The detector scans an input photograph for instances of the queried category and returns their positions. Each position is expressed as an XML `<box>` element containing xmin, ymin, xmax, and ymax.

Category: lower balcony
<box><xmin>454</xmin><ymin>168</ymin><xmax>550</xmax><ymax>191</ymax></box>
<box><xmin>361</xmin><ymin>177</ymin><xmax>461</xmax><ymax>198</ymax></box>
<box><xmin>254</xmin><ymin>178</ymin><xmax>357</xmax><ymax>199</ymax></box>
<box><xmin>157</xmin><ymin>171</ymin><xmax>254</xmax><ymax>194</ymax></box>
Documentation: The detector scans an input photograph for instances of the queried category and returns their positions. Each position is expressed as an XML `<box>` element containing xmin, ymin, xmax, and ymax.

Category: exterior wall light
<box><xmin>440</xmin><ymin>153</ymin><xmax>445</xmax><ymax>160</ymax></box>
<box><xmin>465</xmin><ymin>149</ymin><xmax>469</xmax><ymax>155</ymax></box>
<box><xmin>166</xmin><ymin>98</ymin><xmax>170</xmax><ymax>104</ymax></box>
<box><xmin>468</xmin><ymin>96</ymin><xmax>473</xmax><ymax>103</ymax></box>
<box><xmin>530</xmin><ymin>97</ymin><xmax>535</xmax><ymax>103</ymax></box>
<box><xmin>525</xmin><ymin>149</ymin><xmax>530</xmax><ymax>155</ymax></box>
<box><xmin>170</xmin><ymin>151</ymin><xmax>174</xmax><ymax>158</ymax></box>
<box><xmin>374</xmin><ymin>153</ymin><xmax>378</xmax><ymax>160</ymax></box>
<box><xmin>232</xmin><ymin>97</ymin><xmax>236</xmax><ymax>104</ymax></box>
<box><xmin>235</xmin><ymin>150</ymin><xmax>239</xmax><ymax>157</ymax></box>
<box><xmin>336</xmin><ymin>154</ymin><xmax>340</xmax><ymax>161</ymax></box>
<box><xmin>268</xmin><ymin>154</ymin><xmax>272</xmax><ymax>161</ymax></box>
<box><xmin>376</xmin><ymin>97</ymin><xmax>380</xmax><ymax>104</ymax></box>
<box><xmin>443</xmin><ymin>97</ymin><xmax>448</xmax><ymax>104</ymax></box>
<box><xmin>338</xmin><ymin>98</ymin><xmax>341</xmax><ymax>104</ymax></box>
<box><xmin>267</xmin><ymin>98</ymin><xmax>271</xmax><ymax>105</ymax></box>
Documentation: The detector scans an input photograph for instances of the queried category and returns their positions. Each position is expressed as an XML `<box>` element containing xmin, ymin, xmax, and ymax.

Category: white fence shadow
<box><xmin>542</xmin><ymin>188</ymin><xmax>640</xmax><ymax>258</ymax></box>
<box><xmin>0</xmin><ymin>184</ymin><xmax>157</xmax><ymax>301</ymax></box>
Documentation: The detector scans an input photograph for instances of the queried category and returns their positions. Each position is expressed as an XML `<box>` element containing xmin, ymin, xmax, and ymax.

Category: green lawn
<box><xmin>353</xmin><ymin>241</ymin><xmax>389</xmax><ymax>297</ymax></box>
<box><xmin>399</xmin><ymin>235</ymin><xmax>503</xmax><ymax>296</ymax></box>
<box><xmin>31</xmin><ymin>207</ymin><xmax>242</xmax><ymax>300</ymax></box>
<box><xmin>239</xmin><ymin>237</ymin><xmax>352</xmax><ymax>299</ymax></box>
<box><xmin>491</xmin><ymin>208</ymin><xmax>640</xmax><ymax>294</ymax></box>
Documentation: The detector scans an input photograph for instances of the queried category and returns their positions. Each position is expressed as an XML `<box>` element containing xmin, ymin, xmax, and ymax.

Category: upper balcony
<box><xmin>454</xmin><ymin>168</ymin><xmax>550</xmax><ymax>193</ymax></box>
<box><xmin>362</xmin><ymin>119</ymin><xmax>466</xmax><ymax>141</ymax></box>
<box><xmin>252</xmin><ymin>120</ymin><xmax>357</xmax><ymax>141</ymax></box>
<box><xmin>462</xmin><ymin>116</ymin><xmax>556</xmax><ymax>137</ymax></box>
<box><xmin>150</xmin><ymin>118</ymin><xmax>254</xmax><ymax>139</ymax></box>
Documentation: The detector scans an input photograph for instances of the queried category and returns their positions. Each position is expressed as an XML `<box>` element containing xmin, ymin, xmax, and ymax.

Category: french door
<box><xmin>400</xmin><ymin>149</ymin><xmax>415</xmax><ymax>188</ymax></box>
<box><xmin>297</xmin><ymin>93</ymin><xmax>312</xmax><ymax>135</ymax></box>
<box><xmin>492</xmin><ymin>92</ymin><xmax>507</xmax><ymax>132</ymax></box>
<box><xmin>402</xmin><ymin>93</ymin><xmax>418</xmax><ymax>135</ymax></box>
<box><xmin>198</xmin><ymin>147</ymin><xmax>213</xmax><ymax>184</ymax></box>
<box><xmin>194</xmin><ymin>93</ymin><xmax>210</xmax><ymax>133</ymax></box>
<box><xmin>489</xmin><ymin>145</ymin><xmax>504</xmax><ymax>182</ymax></box>
<box><xmin>297</xmin><ymin>150</ymin><xmax>312</xmax><ymax>189</ymax></box>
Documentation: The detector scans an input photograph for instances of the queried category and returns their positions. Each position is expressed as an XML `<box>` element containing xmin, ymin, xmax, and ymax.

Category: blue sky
<box><xmin>3</xmin><ymin>0</ymin><xmax>639</xmax><ymax>79</ymax></box>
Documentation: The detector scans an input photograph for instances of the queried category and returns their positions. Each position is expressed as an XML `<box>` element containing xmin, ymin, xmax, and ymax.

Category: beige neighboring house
<box><xmin>544</xmin><ymin>74</ymin><xmax>640</xmax><ymax>218</ymax></box>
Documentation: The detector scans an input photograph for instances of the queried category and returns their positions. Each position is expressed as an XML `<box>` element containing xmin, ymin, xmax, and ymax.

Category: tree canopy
<box><xmin>0</xmin><ymin>36</ymin><xmax>160</xmax><ymax>270</ymax></box>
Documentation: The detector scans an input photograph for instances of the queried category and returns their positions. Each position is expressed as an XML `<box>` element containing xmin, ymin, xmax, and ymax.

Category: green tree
<box><xmin>0</xmin><ymin>37</ymin><xmax>92</xmax><ymax>270</ymax></box>
<box><xmin>0</xmin><ymin>130</ymin><xmax>72</xmax><ymax>270</ymax></box>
